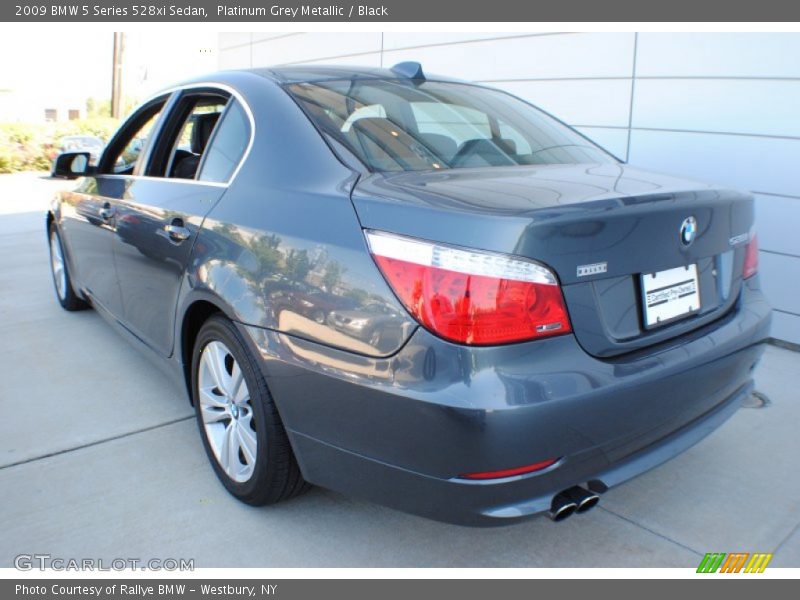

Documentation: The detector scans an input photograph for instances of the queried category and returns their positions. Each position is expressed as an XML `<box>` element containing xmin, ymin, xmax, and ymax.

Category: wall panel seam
<box><xmin>220</xmin><ymin>32</ymin><xmax>301</xmax><ymax>51</ymax></box>
<box><xmin>625</xmin><ymin>32</ymin><xmax>638</xmax><ymax>162</ymax></box>
<box><xmin>569</xmin><ymin>125</ymin><xmax>800</xmax><ymax>142</ymax></box>
<box><xmin>477</xmin><ymin>75</ymin><xmax>800</xmax><ymax>83</ymax></box>
<box><xmin>753</xmin><ymin>191</ymin><xmax>800</xmax><ymax>201</ymax></box>
<box><xmin>761</xmin><ymin>249</ymin><xmax>800</xmax><ymax>260</ymax></box>
<box><xmin>277</xmin><ymin>50</ymin><xmax>384</xmax><ymax>66</ymax></box>
<box><xmin>380</xmin><ymin>32</ymin><xmax>574</xmax><ymax>53</ymax></box>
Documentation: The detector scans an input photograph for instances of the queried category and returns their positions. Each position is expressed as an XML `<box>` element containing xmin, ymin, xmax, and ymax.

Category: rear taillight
<box><xmin>365</xmin><ymin>231</ymin><xmax>571</xmax><ymax>345</ymax></box>
<box><xmin>743</xmin><ymin>234</ymin><xmax>759</xmax><ymax>279</ymax></box>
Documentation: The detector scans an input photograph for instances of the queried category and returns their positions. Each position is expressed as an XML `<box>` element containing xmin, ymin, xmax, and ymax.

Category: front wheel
<box><xmin>48</xmin><ymin>222</ymin><xmax>88</xmax><ymax>311</ymax></box>
<box><xmin>191</xmin><ymin>315</ymin><xmax>309</xmax><ymax>505</ymax></box>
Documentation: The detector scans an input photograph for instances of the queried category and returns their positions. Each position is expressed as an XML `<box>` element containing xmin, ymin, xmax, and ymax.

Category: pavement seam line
<box><xmin>773</xmin><ymin>520</ymin><xmax>800</xmax><ymax>554</ymax></box>
<box><xmin>0</xmin><ymin>415</ymin><xmax>194</xmax><ymax>471</ymax></box>
<box><xmin>598</xmin><ymin>505</ymin><xmax>704</xmax><ymax>558</ymax></box>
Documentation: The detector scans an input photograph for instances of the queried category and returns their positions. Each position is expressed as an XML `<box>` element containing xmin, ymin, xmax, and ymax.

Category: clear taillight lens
<box><xmin>365</xmin><ymin>230</ymin><xmax>572</xmax><ymax>345</ymax></box>
<box><xmin>743</xmin><ymin>234</ymin><xmax>759</xmax><ymax>279</ymax></box>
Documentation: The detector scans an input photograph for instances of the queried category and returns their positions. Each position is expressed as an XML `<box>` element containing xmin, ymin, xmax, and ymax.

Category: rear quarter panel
<box><xmin>177</xmin><ymin>72</ymin><xmax>417</xmax><ymax>360</ymax></box>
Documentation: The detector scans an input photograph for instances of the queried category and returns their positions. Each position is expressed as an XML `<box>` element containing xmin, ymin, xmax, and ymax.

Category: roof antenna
<box><xmin>391</xmin><ymin>61</ymin><xmax>425</xmax><ymax>81</ymax></box>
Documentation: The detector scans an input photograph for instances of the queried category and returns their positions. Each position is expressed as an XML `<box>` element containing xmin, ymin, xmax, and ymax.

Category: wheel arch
<box><xmin>179</xmin><ymin>294</ymin><xmax>231</xmax><ymax>404</ymax></box>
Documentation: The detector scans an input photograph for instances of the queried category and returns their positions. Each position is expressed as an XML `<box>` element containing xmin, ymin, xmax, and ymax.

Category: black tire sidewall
<box><xmin>48</xmin><ymin>222</ymin><xmax>83</xmax><ymax>310</ymax></box>
<box><xmin>191</xmin><ymin>316</ymin><xmax>274</xmax><ymax>502</ymax></box>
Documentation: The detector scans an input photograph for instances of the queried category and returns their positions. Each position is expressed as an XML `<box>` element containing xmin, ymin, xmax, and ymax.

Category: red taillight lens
<box><xmin>366</xmin><ymin>231</ymin><xmax>571</xmax><ymax>345</ymax></box>
<box><xmin>460</xmin><ymin>457</ymin><xmax>560</xmax><ymax>480</ymax></box>
<box><xmin>743</xmin><ymin>234</ymin><xmax>759</xmax><ymax>279</ymax></box>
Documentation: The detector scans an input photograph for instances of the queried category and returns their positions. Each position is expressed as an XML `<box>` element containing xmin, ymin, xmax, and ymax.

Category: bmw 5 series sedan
<box><xmin>47</xmin><ymin>63</ymin><xmax>771</xmax><ymax>525</ymax></box>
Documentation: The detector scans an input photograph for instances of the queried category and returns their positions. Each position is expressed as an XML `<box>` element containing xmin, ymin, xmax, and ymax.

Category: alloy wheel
<box><xmin>197</xmin><ymin>340</ymin><xmax>258</xmax><ymax>482</ymax></box>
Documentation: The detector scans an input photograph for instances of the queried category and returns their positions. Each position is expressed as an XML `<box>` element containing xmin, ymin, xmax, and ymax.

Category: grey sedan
<box><xmin>47</xmin><ymin>63</ymin><xmax>770</xmax><ymax>525</ymax></box>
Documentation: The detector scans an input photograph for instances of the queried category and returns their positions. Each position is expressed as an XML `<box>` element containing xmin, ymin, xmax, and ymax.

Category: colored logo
<box><xmin>696</xmin><ymin>552</ymin><xmax>773</xmax><ymax>573</ymax></box>
<box><xmin>680</xmin><ymin>216</ymin><xmax>697</xmax><ymax>246</ymax></box>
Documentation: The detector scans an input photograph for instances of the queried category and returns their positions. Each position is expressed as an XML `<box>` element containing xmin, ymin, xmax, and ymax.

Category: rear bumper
<box><xmin>243</xmin><ymin>278</ymin><xmax>771</xmax><ymax>525</ymax></box>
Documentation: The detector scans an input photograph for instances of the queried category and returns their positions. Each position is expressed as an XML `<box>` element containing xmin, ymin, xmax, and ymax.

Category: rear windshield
<box><xmin>286</xmin><ymin>79</ymin><xmax>614</xmax><ymax>172</ymax></box>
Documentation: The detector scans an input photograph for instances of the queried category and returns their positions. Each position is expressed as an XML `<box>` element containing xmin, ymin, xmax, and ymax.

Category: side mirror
<box><xmin>53</xmin><ymin>152</ymin><xmax>92</xmax><ymax>179</ymax></box>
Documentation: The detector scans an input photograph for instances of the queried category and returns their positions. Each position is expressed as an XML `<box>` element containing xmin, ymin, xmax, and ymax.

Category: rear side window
<box><xmin>198</xmin><ymin>101</ymin><xmax>251</xmax><ymax>183</ymax></box>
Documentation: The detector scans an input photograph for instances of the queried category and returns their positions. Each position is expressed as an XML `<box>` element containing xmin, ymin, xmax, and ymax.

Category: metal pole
<box><xmin>111</xmin><ymin>32</ymin><xmax>124</xmax><ymax>118</ymax></box>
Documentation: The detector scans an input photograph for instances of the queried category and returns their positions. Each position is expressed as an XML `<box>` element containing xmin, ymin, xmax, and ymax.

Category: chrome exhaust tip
<box><xmin>549</xmin><ymin>492</ymin><xmax>578</xmax><ymax>522</ymax></box>
<box><xmin>566</xmin><ymin>486</ymin><xmax>600</xmax><ymax>513</ymax></box>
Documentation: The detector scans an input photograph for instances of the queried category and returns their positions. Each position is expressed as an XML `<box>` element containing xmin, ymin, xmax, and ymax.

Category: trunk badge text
<box><xmin>577</xmin><ymin>262</ymin><xmax>608</xmax><ymax>277</ymax></box>
<box><xmin>680</xmin><ymin>216</ymin><xmax>697</xmax><ymax>246</ymax></box>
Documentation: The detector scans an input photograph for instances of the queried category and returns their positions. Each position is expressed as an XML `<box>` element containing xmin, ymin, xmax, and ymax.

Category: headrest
<box><xmin>191</xmin><ymin>112</ymin><xmax>221</xmax><ymax>155</ymax></box>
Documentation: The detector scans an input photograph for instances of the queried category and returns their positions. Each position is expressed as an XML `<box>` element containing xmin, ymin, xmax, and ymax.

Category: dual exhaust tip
<box><xmin>549</xmin><ymin>486</ymin><xmax>600</xmax><ymax>522</ymax></box>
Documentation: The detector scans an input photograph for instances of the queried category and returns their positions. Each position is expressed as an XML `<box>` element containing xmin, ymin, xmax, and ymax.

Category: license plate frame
<box><xmin>640</xmin><ymin>264</ymin><xmax>701</xmax><ymax>329</ymax></box>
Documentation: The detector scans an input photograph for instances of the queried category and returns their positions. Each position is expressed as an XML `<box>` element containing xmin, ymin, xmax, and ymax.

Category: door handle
<box><xmin>99</xmin><ymin>203</ymin><xmax>114</xmax><ymax>221</ymax></box>
<box><xmin>163</xmin><ymin>221</ymin><xmax>191</xmax><ymax>243</ymax></box>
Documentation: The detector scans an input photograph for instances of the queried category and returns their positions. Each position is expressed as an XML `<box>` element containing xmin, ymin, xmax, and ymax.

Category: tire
<box><xmin>48</xmin><ymin>222</ymin><xmax>89</xmax><ymax>311</ymax></box>
<box><xmin>191</xmin><ymin>314</ymin><xmax>309</xmax><ymax>505</ymax></box>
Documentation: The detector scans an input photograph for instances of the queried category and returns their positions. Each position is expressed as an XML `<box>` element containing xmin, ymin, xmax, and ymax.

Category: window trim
<box><xmin>97</xmin><ymin>82</ymin><xmax>256</xmax><ymax>189</ymax></box>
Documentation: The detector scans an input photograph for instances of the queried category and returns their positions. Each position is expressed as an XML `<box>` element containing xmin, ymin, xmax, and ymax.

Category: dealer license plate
<box><xmin>641</xmin><ymin>264</ymin><xmax>701</xmax><ymax>329</ymax></box>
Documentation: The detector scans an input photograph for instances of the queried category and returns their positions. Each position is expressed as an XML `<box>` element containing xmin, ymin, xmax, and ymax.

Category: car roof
<box><xmin>234</xmin><ymin>65</ymin><xmax>466</xmax><ymax>85</ymax></box>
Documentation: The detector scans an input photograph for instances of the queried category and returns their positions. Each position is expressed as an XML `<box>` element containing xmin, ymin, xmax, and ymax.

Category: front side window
<box><xmin>99</xmin><ymin>97</ymin><xmax>167</xmax><ymax>175</ymax></box>
<box><xmin>287</xmin><ymin>79</ymin><xmax>613</xmax><ymax>172</ymax></box>
<box><xmin>114</xmin><ymin>115</ymin><xmax>160</xmax><ymax>174</ymax></box>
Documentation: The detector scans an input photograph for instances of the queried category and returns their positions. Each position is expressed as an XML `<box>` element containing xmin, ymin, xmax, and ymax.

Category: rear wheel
<box><xmin>48</xmin><ymin>223</ymin><xmax>88</xmax><ymax>311</ymax></box>
<box><xmin>191</xmin><ymin>315</ymin><xmax>309</xmax><ymax>505</ymax></box>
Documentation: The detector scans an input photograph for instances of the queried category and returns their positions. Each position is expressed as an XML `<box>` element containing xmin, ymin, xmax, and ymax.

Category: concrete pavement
<box><xmin>1</xmin><ymin>172</ymin><xmax>798</xmax><ymax>568</ymax></box>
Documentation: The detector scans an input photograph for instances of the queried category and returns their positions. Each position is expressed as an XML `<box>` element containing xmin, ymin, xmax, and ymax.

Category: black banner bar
<box><xmin>3</xmin><ymin>0</ymin><xmax>800</xmax><ymax>22</ymax></box>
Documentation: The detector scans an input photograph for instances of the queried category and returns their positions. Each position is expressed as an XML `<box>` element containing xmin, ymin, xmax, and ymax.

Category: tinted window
<box><xmin>411</xmin><ymin>102</ymin><xmax>491</xmax><ymax>144</ymax></box>
<box><xmin>156</xmin><ymin>95</ymin><xmax>227</xmax><ymax>179</ymax></box>
<box><xmin>105</xmin><ymin>105</ymin><xmax>164</xmax><ymax>175</ymax></box>
<box><xmin>287</xmin><ymin>80</ymin><xmax>613</xmax><ymax>172</ymax></box>
<box><xmin>198</xmin><ymin>101</ymin><xmax>250</xmax><ymax>183</ymax></box>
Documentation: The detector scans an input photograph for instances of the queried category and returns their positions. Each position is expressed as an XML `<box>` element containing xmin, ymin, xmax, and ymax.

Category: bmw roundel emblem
<box><xmin>680</xmin><ymin>216</ymin><xmax>697</xmax><ymax>246</ymax></box>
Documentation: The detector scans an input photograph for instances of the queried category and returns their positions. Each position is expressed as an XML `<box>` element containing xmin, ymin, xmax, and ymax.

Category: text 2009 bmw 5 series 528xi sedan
<box><xmin>47</xmin><ymin>63</ymin><xmax>771</xmax><ymax>525</ymax></box>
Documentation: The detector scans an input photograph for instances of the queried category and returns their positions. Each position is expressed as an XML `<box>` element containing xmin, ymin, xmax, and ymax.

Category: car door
<box><xmin>110</xmin><ymin>89</ymin><xmax>252</xmax><ymax>357</ymax></box>
<box><xmin>58</xmin><ymin>97</ymin><xmax>169</xmax><ymax>318</ymax></box>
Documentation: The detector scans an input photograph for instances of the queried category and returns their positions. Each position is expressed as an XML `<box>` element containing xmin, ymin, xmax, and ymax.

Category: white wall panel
<box><xmin>497</xmin><ymin>79</ymin><xmax>632</xmax><ymax>127</ymax></box>
<box><xmin>219</xmin><ymin>33</ymin><xmax>250</xmax><ymax>50</ymax></box>
<box><xmin>636</xmin><ymin>33</ymin><xmax>800</xmax><ymax>78</ymax></box>
<box><xmin>627</xmin><ymin>130</ymin><xmax>800</xmax><ymax>198</ymax></box>
<box><xmin>759</xmin><ymin>252</ymin><xmax>800</xmax><ymax>315</ymax></box>
<box><xmin>383</xmin><ymin>33</ymin><xmax>635</xmax><ymax>81</ymax></box>
<box><xmin>299</xmin><ymin>53</ymin><xmax>383</xmax><ymax>68</ymax></box>
<box><xmin>381</xmin><ymin>32</ymin><xmax>536</xmax><ymax>50</ymax></box>
<box><xmin>575</xmin><ymin>127</ymin><xmax>629</xmax><ymax>160</ymax></box>
<box><xmin>771</xmin><ymin>311</ymin><xmax>800</xmax><ymax>345</ymax></box>
<box><xmin>250</xmin><ymin>32</ymin><xmax>382</xmax><ymax>66</ymax></box>
<box><xmin>218</xmin><ymin>45</ymin><xmax>251</xmax><ymax>69</ymax></box>
<box><xmin>755</xmin><ymin>194</ymin><xmax>800</xmax><ymax>257</ymax></box>
<box><xmin>251</xmin><ymin>32</ymin><xmax>301</xmax><ymax>44</ymax></box>
<box><xmin>633</xmin><ymin>79</ymin><xmax>800</xmax><ymax>137</ymax></box>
